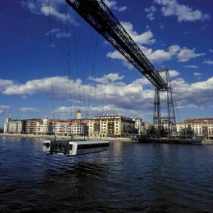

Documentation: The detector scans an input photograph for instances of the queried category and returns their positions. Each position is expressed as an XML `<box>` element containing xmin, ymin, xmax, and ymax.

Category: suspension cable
<box><xmin>86</xmin><ymin>33</ymin><xmax>99</xmax><ymax>118</ymax></box>
<box><xmin>66</xmin><ymin>4</ymin><xmax>72</xmax><ymax>120</ymax></box>
<box><xmin>48</xmin><ymin>0</ymin><xmax>55</xmax><ymax>133</ymax></box>
<box><xmin>82</xmin><ymin>29</ymin><xmax>95</xmax><ymax>118</ymax></box>
<box><xmin>73</xmin><ymin>26</ymin><xmax>82</xmax><ymax>106</ymax></box>
<box><xmin>101</xmin><ymin>47</ymin><xmax>110</xmax><ymax>116</ymax></box>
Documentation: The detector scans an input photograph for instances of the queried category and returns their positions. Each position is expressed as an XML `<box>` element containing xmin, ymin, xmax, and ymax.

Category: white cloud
<box><xmin>21</xmin><ymin>0</ymin><xmax>41</xmax><ymax>15</ymax></box>
<box><xmin>56</xmin><ymin>76</ymin><xmax>213</xmax><ymax>119</ymax></box>
<box><xmin>171</xmin><ymin>77</ymin><xmax>213</xmax><ymax>108</ymax></box>
<box><xmin>107</xmin><ymin>51</ymin><xmax>125</xmax><ymax>60</ymax></box>
<box><xmin>184</xmin><ymin>65</ymin><xmax>199</xmax><ymax>68</ymax></box>
<box><xmin>106</xmin><ymin>21</ymin><xmax>205</xmax><ymax>65</ymax></box>
<box><xmin>203</xmin><ymin>60</ymin><xmax>213</xmax><ymax>65</ymax></box>
<box><xmin>145</xmin><ymin>6</ymin><xmax>157</xmax><ymax>20</ymax></box>
<box><xmin>107</xmin><ymin>31</ymin><xmax>204</xmax><ymax>66</ymax></box>
<box><xmin>1</xmin><ymin>74</ymin><xmax>213</xmax><ymax>121</ymax></box>
<box><xmin>46</xmin><ymin>28</ymin><xmax>70</xmax><ymax>38</ymax></box>
<box><xmin>0</xmin><ymin>105</ymin><xmax>10</xmax><ymax>114</ymax></box>
<box><xmin>143</xmin><ymin>45</ymin><xmax>180</xmax><ymax>63</ymax></box>
<box><xmin>131</xmin><ymin>78</ymin><xmax>152</xmax><ymax>87</ymax></box>
<box><xmin>20</xmin><ymin>107</ymin><xmax>39</xmax><ymax>112</ymax></box>
<box><xmin>1</xmin><ymin>75</ymin><xmax>154</xmax><ymax>118</ymax></box>
<box><xmin>89</xmin><ymin>73</ymin><xmax>124</xmax><ymax>84</ymax></box>
<box><xmin>177</xmin><ymin>48</ymin><xmax>205</xmax><ymax>62</ymax></box>
<box><xmin>21</xmin><ymin>0</ymin><xmax>77</xmax><ymax>25</ymax></box>
<box><xmin>2</xmin><ymin>76</ymin><xmax>68</xmax><ymax>96</ymax></box>
<box><xmin>41</xmin><ymin>6</ymin><xmax>67</xmax><ymax>23</ymax></box>
<box><xmin>118</xmin><ymin>6</ymin><xmax>127</xmax><ymax>12</ymax></box>
<box><xmin>194</xmin><ymin>72</ymin><xmax>201</xmax><ymax>76</ymax></box>
<box><xmin>155</xmin><ymin>0</ymin><xmax>210</xmax><ymax>22</ymax></box>
<box><xmin>121</xmin><ymin>22</ymin><xmax>155</xmax><ymax>45</ymax></box>
<box><xmin>104</xmin><ymin>0</ymin><xmax>127</xmax><ymax>12</ymax></box>
<box><xmin>45</xmin><ymin>28</ymin><xmax>60</xmax><ymax>35</ymax></box>
<box><xmin>169</xmin><ymin>70</ymin><xmax>180</xmax><ymax>78</ymax></box>
<box><xmin>0</xmin><ymin>79</ymin><xmax>14</xmax><ymax>93</ymax></box>
<box><xmin>55</xmin><ymin>31</ymin><xmax>70</xmax><ymax>38</ymax></box>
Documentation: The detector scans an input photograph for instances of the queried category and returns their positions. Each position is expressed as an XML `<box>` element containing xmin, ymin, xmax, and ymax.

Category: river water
<box><xmin>0</xmin><ymin>136</ymin><xmax>212</xmax><ymax>213</ymax></box>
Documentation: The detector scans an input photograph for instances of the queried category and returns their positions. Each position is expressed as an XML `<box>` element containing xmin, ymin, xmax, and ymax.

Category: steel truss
<box><xmin>153</xmin><ymin>69</ymin><xmax>176</xmax><ymax>135</ymax></box>
<box><xmin>66</xmin><ymin>0</ymin><xmax>176</xmax><ymax>133</ymax></box>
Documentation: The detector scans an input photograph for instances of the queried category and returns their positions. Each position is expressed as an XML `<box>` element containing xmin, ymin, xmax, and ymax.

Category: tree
<box><xmin>180</xmin><ymin>126</ymin><xmax>195</xmax><ymax>138</ymax></box>
<box><xmin>146</xmin><ymin>126</ymin><xmax>156</xmax><ymax>137</ymax></box>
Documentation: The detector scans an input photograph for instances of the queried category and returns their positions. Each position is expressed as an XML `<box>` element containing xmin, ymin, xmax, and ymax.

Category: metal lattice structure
<box><xmin>65</xmin><ymin>0</ymin><xmax>176</xmax><ymax>134</ymax></box>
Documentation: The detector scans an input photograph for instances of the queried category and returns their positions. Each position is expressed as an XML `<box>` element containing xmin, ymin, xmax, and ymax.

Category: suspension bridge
<box><xmin>65</xmin><ymin>0</ymin><xmax>176</xmax><ymax>135</ymax></box>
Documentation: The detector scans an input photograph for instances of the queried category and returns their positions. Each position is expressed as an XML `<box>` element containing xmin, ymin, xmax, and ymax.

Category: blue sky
<box><xmin>0</xmin><ymin>0</ymin><xmax>212</xmax><ymax>126</ymax></box>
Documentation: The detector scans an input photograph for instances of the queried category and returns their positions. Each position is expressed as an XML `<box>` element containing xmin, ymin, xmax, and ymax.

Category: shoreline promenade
<box><xmin>0</xmin><ymin>133</ymin><xmax>132</xmax><ymax>142</ymax></box>
<box><xmin>1</xmin><ymin>133</ymin><xmax>212</xmax><ymax>144</ymax></box>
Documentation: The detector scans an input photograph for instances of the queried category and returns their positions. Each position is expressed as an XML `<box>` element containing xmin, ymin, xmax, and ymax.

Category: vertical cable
<box><xmin>86</xmin><ymin>33</ymin><xmax>99</xmax><ymax>119</ymax></box>
<box><xmin>48</xmin><ymin>0</ymin><xmax>55</xmax><ymax>134</ymax></box>
<box><xmin>66</xmin><ymin>5</ymin><xmax>72</xmax><ymax>120</ymax></box>
<box><xmin>101</xmin><ymin>51</ymin><xmax>110</xmax><ymax>116</ymax></box>
<box><xmin>82</xmin><ymin>29</ymin><xmax>94</xmax><ymax>118</ymax></box>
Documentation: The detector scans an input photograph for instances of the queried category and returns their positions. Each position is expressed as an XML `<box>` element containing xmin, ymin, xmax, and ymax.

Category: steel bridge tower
<box><xmin>153</xmin><ymin>69</ymin><xmax>176</xmax><ymax>135</ymax></box>
<box><xmin>65</xmin><ymin>0</ymin><xmax>176</xmax><ymax>134</ymax></box>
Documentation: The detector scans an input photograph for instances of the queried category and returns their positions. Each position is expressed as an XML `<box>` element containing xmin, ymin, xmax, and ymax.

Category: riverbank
<box><xmin>0</xmin><ymin>133</ymin><xmax>132</xmax><ymax>142</ymax></box>
<box><xmin>137</xmin><ymin>136</ymin><xmax>213</xmax><ymax>145</ymax></box>
<box><xmin>1</xmin><ymin>133</ymin><xmax>212</xmax><ymax>144</ymax></box>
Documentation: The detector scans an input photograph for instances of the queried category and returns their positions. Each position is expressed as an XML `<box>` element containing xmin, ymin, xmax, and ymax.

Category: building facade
<box><xmin>4</xmin><ymin>117</ymin><xmax>26</xmax><ymax>134</ymax></box>
<box><xmin>176</xmin><ymin>118</ymin><xmax>213</xmax><ymax>138</ymax></box>
<box><xmin>25</xmin><ymin>119</ymin><xmax>40</xmax><ymax>134</ymax></box>
<box><xmin>36</xmin><ymin>118</ymin><xmax>52</xmax><ymax>135</ymax></box>
<box><xmin>134</xmin><ymin>118</ymin><xmax>148</xmax><ymax>135</ymax></box>
<box><xmin>35</xmin><ymin>118</ymin><xmax>89</xmax><ymax>136</ymax></box>
<box><xmin>88</xmin><ymin>114</ymin><xmax>136</xmax><ymax>138</ymax></box>
<box><xmin>4</xmin><ymin>115</ymin><xmax>212</xmax><ymax>138</ymax></box>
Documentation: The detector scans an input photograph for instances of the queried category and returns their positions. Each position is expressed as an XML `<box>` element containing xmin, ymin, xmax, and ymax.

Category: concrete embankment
<box><xmin>0</xmin><ymin>133</ymin><xmax>132</xmax><ymax>142</ymax></box>
<box><xmin>202</xmin><ymin>138</ymin><xmax>213</xmax><ymax>144</ymax></box>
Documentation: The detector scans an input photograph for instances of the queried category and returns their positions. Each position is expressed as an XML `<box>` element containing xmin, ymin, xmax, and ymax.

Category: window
<box><xmin>44</xmin><ymin>143</ymin><xmax>49</xmax><ymax>148</ymax></box>
<box><xmin>78</xmin><ymin>143</ymin><xmax>109</xmax><ymax>150</ymax></box>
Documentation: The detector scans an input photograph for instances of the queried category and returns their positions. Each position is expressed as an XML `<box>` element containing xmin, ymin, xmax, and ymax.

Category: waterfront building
<box><xmin>52</xmin><ymin>120</ymin><xmax>71</xmax><ymax>136</ymax></box>
<box><xmin>35</xmin><ymin>118</ymin><xmax>88</xmax><ymax>136</ymax></box>
<box><xmin>177</xmin><ymin>118</ymin><xmax>213</xmax><ymax>138</ymax></box>
<box><xmin>134</xmin><ymin>118</ymin><xmax>148</xmax><ymax>135</ymax></box>
<box><xmin>48</xmin><ymin>110</ymin><xmax>88</xmax><ymax>136</ymax></box>
<box><xmin>25</xmin><ymin>119</ymin><xmax>41</xmax><ymax>134</ymax></box>
<box><xmin>5</xmin><ymin>114</ymin><xmax>212</xmax><ymax>139</ymax></box>
<box><xmin>36</xmin><ymin>118</ymin><xmax>53</xmax><ymax>135</ymax></box>
<box><xmin>142</xmin><ymin>122</ymin><xmax>152</xmax><ymax>134</ymax></box>
<box><xmin>4</xmin><ymin>116</ymin><xmax>25</xmax><ymax>134</ymax></box>
<box><xmin>153</xmin><ymin>119</ymin><xmax>177</xmax><ymax>136</ymax></box>
<box><xmin>88</xmin><ymin>114</ymin><xmax>136</xmax><ymax>138</ymax></box>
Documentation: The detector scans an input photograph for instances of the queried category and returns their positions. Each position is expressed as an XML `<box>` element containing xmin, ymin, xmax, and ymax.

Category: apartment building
<box><xmin>176</xmin><ymin>118</ymin><xmax>213</xmax><ymax>138</ymax></box>
<box><xmin>88</xmin><ymin>114</ymin><xmax>136</xmax><ymax>138</ymax></box>
<box><xmin>134</xmin><ymin>118</ymin><xmax>149</xmax><ymax>135</ymax></box>
<box><xmin>153</xmin><ymin>119</ymin><xmax>177</xmax><ymax>135</ymax></box>
<box><xmin>36</xmin><ymin>118</ymin><xmax>52</xmax><ymax>135</ymax></box>
<box><xmin>4</xmin><ymin>114</ymin><xmax>212</xmax><ymax>138</ymax></box>
<box><xmin>51</xmin><ymin>119</ymin><xmax>88</xmax><ymax>136</ymax></box>
<box><xmin>35</xmin><ymin>118</ymin><xmax>89</xmax><ymax>136</ymax></box>
<box><xmin>25</xmin><ymin>119</ymin><xmax>41</xmax><ymax>134</ymax></box>
<box><xmin>4</xmin><ymin>117</ymin><xmax>25</xmax><ymax>134</ymax></box>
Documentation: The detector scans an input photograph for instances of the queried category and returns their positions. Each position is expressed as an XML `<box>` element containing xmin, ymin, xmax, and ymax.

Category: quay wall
<box><xmin>0</xmin><ymin>133</ymin><xmax>132</xmax><ymax>142</ymax></box>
